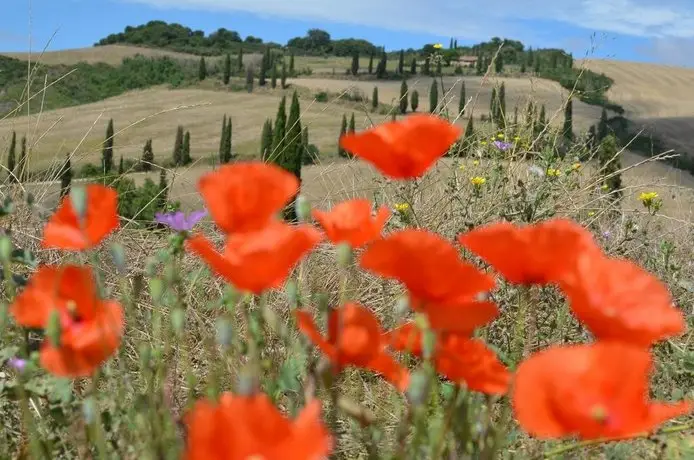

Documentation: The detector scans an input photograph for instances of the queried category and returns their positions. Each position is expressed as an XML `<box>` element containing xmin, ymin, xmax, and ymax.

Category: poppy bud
<box><xmin>406</xmin><ymin>369</ymin><xmax>431</xmax><ymax>407</ymax></box>
<box><xmin>215</xmin><ymin>317</ymin><xmax>233</xmax><ymax>348</ymax></box>
<box><xmin>69</xmin><ymin>186</ymin><xmax>88</xmax><ymax>220</ymax></box>
<box><xmin>223</xmin><ymin>285</ymin><xmax>240</xmax><ymax>311</ymax></box>
<box><xmin>336</xmin><ymin>242</ymin><xmax>353</xmax><ymax>268</ymax></box>
<box><xmin>237</xmin><ymin>367</ymin><xmax>259</xmax><ymax>396</ymax></box>
<box><xmin>285</xmin><ymin>279</ymin><xmax>298</xmax><ymax>307</ymax></box>
<box><xmin>171</xmin><ymin>308</ymin><xmax>185</xmax><ymax>337</ymax></box>
<box><xmin>82</xmin><ymin>397</ymin><xmax>96</xmax><ymax>425</ymax></box>
<box><xmin>295</xmin><ymin>195</ymin><xmax>311</xmax><ymax>222</ymax></box>
<box><xmin>0</xmin><ymin>236</ymin><xmax>12</xmax><ymax>262</ymax></box>
<box><xmin>149</xmin><ymin>278</ymin><xmax>164</xmax><ymax>304</ymax></box>
<box><xmin>46</xmin><ymin>309</ymin><xmax>62</xmax><ymax>348</ymax></box>
<box><xmin>110</xmin><ymin>243</ymin><xmax>127</xmax><ymax>275</ymax></box>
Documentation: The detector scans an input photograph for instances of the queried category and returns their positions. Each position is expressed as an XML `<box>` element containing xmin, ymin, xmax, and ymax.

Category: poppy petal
<box><xmin>295</xmin><ymin>310</ymin><xmax>338</xmax><ymax>362</ymax></box>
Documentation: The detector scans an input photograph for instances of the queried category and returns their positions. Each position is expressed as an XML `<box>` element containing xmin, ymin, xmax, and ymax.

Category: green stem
<box><xmin>431</xmin><ymin>386</ymin><xmax>461</xmax><ymax>458</ymax></box>
<box><xmin>89</xmin><ymin>374</ymin><xmax>110</xmax><ymax>460</ymax></box>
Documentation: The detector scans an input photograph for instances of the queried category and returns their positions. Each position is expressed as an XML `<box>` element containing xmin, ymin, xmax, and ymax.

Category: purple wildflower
<box><xmin>8</xmin><ymin>357</ymin><xmax>26</xmax><ymax>372</ymax></box>
<box><xmin>493</xmin><ymin>140</ymin><xmax>512</xmax><ymax>151</ymax></box>
<box><xmin>155</xmin><ymin>209</ymin><xmax>207</xmax><ymax>232</ymax></box>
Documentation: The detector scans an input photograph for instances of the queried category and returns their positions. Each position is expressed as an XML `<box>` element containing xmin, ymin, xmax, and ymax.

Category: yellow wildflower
<box><xmin>433</xmin><ymin>43</ymin><xmax>443</xmax><ymax>49</ymax></box>
<box><xmin>470</xmin><ymin>176</ymin><xmax>487</xmax><ymax>186</ymax></box>
<box><xmin>497</xmin><ymin>133</ymin><xmax>505</xmax><ymax>139</ymax></box>
<box><xmin>458</xmin><ymin>164</ymin><xmax>465</xmax><ymax>171</ymax></box>
<box><xmin>588</xmin><ymin>211</ymin><xmax>595</xmax><ymax>217</ymax></box>
<box><xmin>571</xmin><ymin>162</ymin><xmax>581</xmax><ymax>171</ymax></box>
<box><xmin>513</xmin><ymin>136</ymin><xmax>521</xmax><ymax>141</ymax></box>
<box><xmin>639</xmin><ymin>191</ymin><xmax>658</xmax><ymax>203</ymax></box>
<box><xmin>638</xmin><ymin>191</ymin><xmax>661</xmax><ymax>210</ymax></box>
<box><xmin>480</xmin><ymin>141</ymin><xmax>487</xmax><ymax>146</ymax></box>
<box><xmin>394</xmin><ymin>203</ymin><xmax>410</xmax><ymax>212</ymax></box>
<box><xmin>473</xmin><ymin>160</ymin><xmax>479</xmax><ymax>166</ymax></box>
<box><xmin>601</xmin><ymin>184</ymin><xmax>609</xmax><ymax>191</ymax></box>
<box><xmin>546</xmin><ymin>168</ymin><xmax>562</xmax><ymax>177</ymax></box>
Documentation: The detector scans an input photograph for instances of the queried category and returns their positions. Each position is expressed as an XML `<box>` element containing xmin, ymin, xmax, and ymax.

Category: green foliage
<box><xmin>218</xmin><ymin>117</ymin><xmax>232</xmax><ymax>164</ymax></box>
<box><xmin>102</xmin><ymin>119</ymin><xmax>115</xmax><ymax>174</ymax></box>
<box><xmin>271</xmin><ymin>63</ymin><xmax>278</xmax><ymax>89</ymax></box>
<box><xmin>271</xmin><ymin>96</ymin><xmax>287</xmax><ymax>163</ymax></box>
<box><xmin>118</xmin><ymin>155</ymin><xmax>124</xmax><ymax>175</ymax></box>
<box><xmin>280</xmin><ymin>92</ymin><xmax>303</xmax><ymax>222</ymax></box>
<box><xmin>114</xmin><ymin>176</ymin><xmax>166</xmax><ymax>226</ymax></box>
<box><xmin>411</xmin><ymin>90</ymin><xmax>419</xmax><ymax>112</ymax></box>
<box><xmin>260</xmin><ymin>118</ymin><xmax>274</xmax><ymax>161</ymax></box>
<box><xmin>563</xmin><ymin>97</ymin><xmax>574</xmax><ymax>142</ymax></box>
<box><xmin>259</xmin><ymin>48</ymin><xmax>269</xmax><ymax>86</ymax></box>
<box><xmin>182</xmin><ymin>131</ymin><xmax>192</xmax><ymax>165</ymax></box>
<box><xmin>399</xmin><ymin>80</ymin><xmax>409</xmax><ymax>114</ymax></box>
<box><xmin>495</xmin><ymin>54</ymin><xmax>504</xmax><ymax>73</ymax></box>
<box><xmin>496</xmin><ymin>83</ymin><xmax>506</xmax><ymax>127</ymax></box>
<box><xmin>368</xmin><ymin>53</ymin><xmax>374</xmax><ymax>74</ymax></box>
<box><xmin>348</xmin><ymin>113</ymin><xmax>356</xmax><ymax>135</ymax></box>
<box><xmin>172</xmin><ymin>125</ymin><xmax>184</xmax><ymax>166</ymax></box>
<box><xmin>338</xmin><ymin>114</ymin><xmax>349</xmax><ymax>158</ymax></box>
<box><xmin>398</xmin><ymin>50</ymin><xmax>405</xmax><ymax>74</ymax></box>
<box><xmin>18</xmin><ymin>136</ymin><xmax>27</xmax><ymax>183</ymax></box>
<box><xmin>222</xmin><ymin>53</ymin><xmax>231</xmax><ymax>85</ymax></box>
<box><xmin>372</xmin><ymin>86</ymin><xmax>379</xmax><ymax>111</ymax></box>
<box><xmin>289</xmin><ymin>52</ymin><xmax>295</xmax><ymax>73</ymax></box>
<box><xmin>287</xmin><ymin>29</ymin><xmax>377</xmax><ymax>56</ymax></box>
<box><xmin>198</xmin><ymin>56</ymin><xmax>207</xmax><ymax>81</ymax></box>
<box><xmin>429</xmin><ymin>79</ymin><xmax>438</xmax><ymax>113</ymax></box>
<box><xmin>141</xmin><ymin>139</ymin><xmax>154</xmax><ymax>172</ymax></box>
<box><xmin>598</xmin><ymin>134</ymin><xmax>622</xmax><ymax>200</ymax></box>
<box><xmin>490</xmin><ymin>87</ymin><xmax>498</xmax><ymax>122</ymax></box>
<box><xmin>598</xmin><ymin>108</ymin><xmax>609</xmax><ymax>141</ymax></box>
<box><xmin>458</xmin><ymin>82</ymin><xmax>466</xmax><ymax>115</ymax></box>
<box><xmin>423</xmin><ymin>57</ymin><xmax>431</xmax><ymax>75</ymax></box>
<box><xmin>237</xmin><ymin>48</ymin><xmax>244</xmax><ymax>72</ymax></box>
<box><xmin>350</xmin><ymin>52</ymin><xmax>359</xmax><ymax>76</ymax></box>
<box><xmin>246</xmin><ymin>65</ymin><xmax>254</xmax><ymax>93</ymax></box>
<box><xmin>410</xmin><ymin>58</ymin><xmax>417</xmax><ymax>75</ymax></box>
<box><xmin>6</xmin><ymin>131</ymin><xmax>16</xmax><ymax>182</ymax></box>
<box><xmin>376</xmin><ymin>51</ymin><xmax>387</xmax><ymax>79</ymax></box>
<box><xmin>281</xmin><ymin>61</ymin><xmax>287</xmax><ymax>89</ymax></box>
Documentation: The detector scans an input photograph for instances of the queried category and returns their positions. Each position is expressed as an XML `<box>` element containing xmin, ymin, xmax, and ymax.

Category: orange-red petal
<box><xmin>198</xmin><ymin>162</ymin><xmax>299</xmax><ymax>234</ymax></box>
<box><xmin>42</xmin><ymin>184</ymin><xmax>118</xmax><ymax>250</ymax></box>
<box><xmin>339</xmin><ymin>114</ymin><xmax>462</xmax><ymax>179</ymax></box>
<box><xmin>312</xmin><ymin>199</ymin><xmax>391</xmax><ymax>248</ymax></box>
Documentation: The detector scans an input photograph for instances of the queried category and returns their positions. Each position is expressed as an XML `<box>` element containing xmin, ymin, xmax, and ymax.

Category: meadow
<box><xmin>1</xmin><ymin>34</ymin><xmax>694</xmax><ymax>460</ymax></box>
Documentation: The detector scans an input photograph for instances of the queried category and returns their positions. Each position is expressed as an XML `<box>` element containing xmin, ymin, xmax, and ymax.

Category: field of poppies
<box><xmin>1</xmin><ymin>112</ymin><xmax>693</xmax><ymax>459</ymax></box>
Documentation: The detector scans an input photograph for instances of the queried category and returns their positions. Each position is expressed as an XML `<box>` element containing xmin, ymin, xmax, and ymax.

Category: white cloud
<box><xmin>124</xmin><ymin>0</ymin><xmax>694</xmax><ymax>40</ymax></box>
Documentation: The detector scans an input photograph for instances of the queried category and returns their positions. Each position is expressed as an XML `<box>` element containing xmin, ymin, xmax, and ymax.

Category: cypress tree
<box><xmin>283</xmin><ymin>92</ymin><xmax>303</xmax><ymax>222</ymax></box>
<box><xmin>289</xmin><ymin>52</ymin><xmax>295</xmax><ymax>73</ymax></box>
<box><xmin>497</xmin><ymin>82</ymin><xmax>506</xmax><ymax>127</ymax></box>
<box><xmin>198</xmin><ymin>57</ymin><xmax>207</xmax><ymax>81</ymax></box>
<box><xmin>224</xmin><ymin>119</ymin><xmax>232</xmax><ymax>162</ymax></box>
<box><xmin>223</xmin><ymin>53</ymin><xmax>231</xmax><ymax>85</ymax></box>
<box><xmin>142</xmin><ymin>138</ymin><xmax>154</xmax><ymax>171</ymax></box>
<box><xmin>259</xmin><ymin>48</ymin><xmax>269</xmax><ymax>86</ymax></box>
<box><xmin>490</xmin><ymin>87</ymin><xmax>498</xmax><ymax>121</ymax></box>
<box><xmin>18</xmin><ymin>136</ymin><xmax>27</xmax><ymax>182</ymax></box>
<box><xmin>237</xmin><ymin>48</ymin><xmax>244</xmax><ymax>72</ymax></box>
<box><xmin>260</xmin><ymin>118</ymin><xmax>274</xmax><ymax>161</ymax></box>
<box><xmin>563</xmin><ymin>97</ymin><xmax>574</xmax><ymax>142</ymax></box>
<box><xmin>351</xmin><ymin>52</ymin><xmax>359</xmax><ymax>76</ymax></box>
<box><xmin>462</xmin><ymin>116</ymin><xmax>475</xmax><ymax>154</ymax></box>
<box><xmin>399</xmin><ymin>80</ymin><xmax>408</xmax><ymax>114</ymax></box>
<box><xmin>271</xmin><ymin>63</ymin><xmax>278</xmax><ymax>89</ymax></box>
<box><xmin>301</xmin><ymin>127</ymin><xmax>311</xmax><ymax>164</ymax></box>
<box><xmin>494</xmin><ymin>54</ymin><xmax>504</xmax><ymax>73</ymax></box>
<box><xmin>436</xmin><ymin>59</ymin><xmax>442</xmax><ymax>76</ymax></box>
<box><xmin>102</xmin><ymin>119</ymin><xmax>115</xmax><ymax>174</ymax></box>
<box><xmin>172</xmin><ymin>125</ymin><xmax>184</xmax><ymax>166</ymax></box>
<box><xmin>118</xmin><ymin>156</ymin><xmax>124</xmax><ymax>175</ymax></box>
<box><xmin>338</xmin><ymin>114</ymin><xmax>348</xmax><ymax>158</ymax></box>
<box><xmin>454</xmin><ymin>39</ymin><xmax>458</xmax><ymax>49</ymax></box>
<box><xmin>59</xmin><ymin>154</ymin><xmax>72</xmax><ymax>198</ymax></box>
<box><xmin>376</xmin><ymin>51</ymin><xmax>387</xmax><ymax>79</ymax></box>
<box><xmin>410</xmin><ymin>58</ymin><xmax>417</xmax><ymax>74</ymax></box>
<box><xmin>281</xmin><ymin>61</ymin><xmax>288</xmax><ymax>89</ymax></box>
<box><xmin>411</xmin><ymin>90</ymin><xmax>419</xmax><ymax>112</ymax></box>
<box><xmin>598</xmin><ymin>107</ymin><xmax>609</xmax><ymax>141</ymax></box>
<box><xmin>219</xmin><ymin>114</ymin><xmax>228</xmax><ymax>164</ymax></box>
<box><xmin>183</xmin><ymin>131</ymin><xmax>191</xmax><ymax>165</ymax></box>
<box><xmin>398</xmin><ymin>50</ymin><xmax>405</xmax><ymax>74</ymax></box>
<box><xmin>598</xmin><ymin>134</ymin><xmax>622</xmax><ymax>199</ymax></box>
<box><xmin>7</xmin><ymin>131</ymin><xmax>16</xmax><ymax>182</ymax></box>
<box><xmin>539</xmin><ymin>104</ymin><xmax>547</xmax><ymax>130</ymax></box>
<box><xmin>423</xmin><ymin>57</ymin><xmax>430</xmax><ymax>75</ymax></box>
<box><xmin>271</xmin><ymin>96</ymin><xmax>287</xmax><ymax>162</ymax></box>
<box><xmin>368</xmin><ymin>53</ymin><xmax>374</xmax><ymax>74</ymax></box>
<box><xmin>520</xmin><ymin>61</ymin><xmax>526</xmax><ymax>73</ymax></box>
<box><xmin>429</xmin><ymin>79</ymin><xmax>439</xmax><ymax>113</ymax></box>
<box><xmin>476</xmin><ymin>55</ymin><xmax>484</xmax><ymax>75</ymax></box>
<box><xmin>157</xmin><ymin>169</ymin><xmax>168</xmax><ymax>211</ymax></box>
<box><xmin>246</xmin><ymin>65</ymin><xmax>254</xmax><ymax>93</ymax></box>
<box><xmin>458</xmin><ymin>81</ymin><xmax>466</xmax><ymax>115</ymax></box>
<box><xmin>372</xmin><ymin>86</ymin><xmax>379</xmax><ymax>111</ymax></box>
<box><xmin>348</xmin><ymin>112</ymin><xmax>356</xmax><ymax>134</ymax></box>
<box><xmin>449</xmin><ymin>38</ymin><xmax>454</xmax><ymax>49</ymax></box>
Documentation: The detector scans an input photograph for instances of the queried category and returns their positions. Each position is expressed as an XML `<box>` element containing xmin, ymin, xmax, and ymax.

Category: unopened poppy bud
<box><xmin>295</xmin><ymin>195</ymin><xmax>311</xmax><ymax>222</ymax></box>
<box><xmin>0</xmin><ymin>236</ymin><xmax>12</xmax><ymax>262</ymax></box>
<box><xmin>215</xmin><ymin>317</ymin><xmax>233</xmax><ymax>348</ymax></box>
<box><xmin>110</xmin><ymin>243</ymin><xmax>127</xmax><ymax>275</ymax></box>
<box><xmin>69</xmin><ymin>186</ymin><xmax>88</xmax><ymax>220</ymax></box>
<box><xmin>237</xmin><ymin>367</ymin><xmax>259</xmax><ymax>396</ymax></box>
<box><xmin>149</xmin><ymin>278</ymin><xmax>164</xmax><ymax>304</ymax></box>
<box><xmin>406</xmin><ymin>369</ymin><xmax>431</xmax><ymax>407</ymax></box>
<box><xmin>336</xmin><ymin>243</ymin><xmax>353</xmax><ymax>268</ymax></box>
<box><xmin>285</xmin><ymin>280</ymin><xmax>298</xmax><ymax>306</ymax></box>
<box><xmin>46</xmin><ymin>309</ymin><xmax>61</xmax><ymax>348</ymax></box>
<box><xmin>82</xmin><ymin>397</ymin><xmax>96</xmax><ymax>425</ymax></box>
<box><xmin>171</xmin><ymin>308</ymin><xmax>185</xmax><ymax>337</ymax></box>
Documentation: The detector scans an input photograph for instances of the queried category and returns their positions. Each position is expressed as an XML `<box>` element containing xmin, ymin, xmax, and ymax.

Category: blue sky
<box><xmin>1</xmin><ymin>0</ymin><xmax>693</xmax><ymax>67</ymax></box>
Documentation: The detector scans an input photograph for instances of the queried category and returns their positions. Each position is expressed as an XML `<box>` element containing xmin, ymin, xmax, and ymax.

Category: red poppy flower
<box><xmin>198</xmin><ymin>161</ymin><xmax>299</xmax><ymax>234</ymax></box>
<box><xmin>295</xmin><ymin>303</ymin><xmax>409</xmax><ymax>391</ymax></box>
<box><xmin>360</xmin><ymin>229</ymin><xmax>497</xmax><ymax>331</ymax></box>
<box><xmin>388</xmin><ymin>323</ymin><xmax>510</xmax><ymax>395</ymax></box>
<box><xmin>564</xmin><ymin>255</ymin><xmax>685</xmax><ymax>347</ymax></box>
<box><xmin>339</xmin><ymin>114</ymin><xmax>462</xmax><ymax>179</ymax></box>
<box><xmin>513</xmin><ymin>342</ymin><xmax>692</xmax><ymax>440</ymax></box>
<box><xmin>42</xmin><ymin>184</ymin><xmax>119</xmax><ymax>250</ymax></box>
<box><xmin>457</xmin><ymin>218</ymin><xmax>601</xmax><ymax>286</ymax></box>
<box><xmin>187</xmin><ymin>221</ymin><xmax>322</xmax><ymax>294</ymax></box>
<box><xmin>312</xmin><ymin>199</ymin><xmax>391</xmax><ymax>248</ymax></box>
<box><xmin>10</xmin><ymin>265</ymin><xmax>123</xmax><ymax>377</ymax></box>
<box><xmin>184</xmin><ymin>392</ymin><xmax>332</xmax><ymax>460</ymax></box>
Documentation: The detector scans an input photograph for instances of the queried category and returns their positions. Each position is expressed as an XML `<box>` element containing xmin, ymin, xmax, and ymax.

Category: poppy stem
<box><xmin>430</xmin><ymin>385</ymin><xmax>461</xmax><ymax>458</ymax></box>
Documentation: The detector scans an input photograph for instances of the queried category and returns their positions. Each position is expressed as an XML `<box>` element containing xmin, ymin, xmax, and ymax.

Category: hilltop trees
<box><xmin>141</xmin><ymin>139</ymin><xmax>154</xmax><ymax>171</ymax></box>
<box><xmin>429</xmin><ymin>79</ymin><xmax>439</xmax><ymax>113</ymax></box>
<box><xmin>102</xmin><ymin>119</ymin><xmax>115</xmax><ymax>174</ymax></box>
<box><xmin>399</xmin><ymin>80</ymin><xmax>409</xmax><ymax>114</ymax></box>
<box><xmin>411</xmin><ymin>90</ymin><xmax>419</xmax><ymax>112</ymax></box>
<box><xmin>6</xmin><ymin>131</ymin><xmax>16</xmax><ymax>182</ymax></box>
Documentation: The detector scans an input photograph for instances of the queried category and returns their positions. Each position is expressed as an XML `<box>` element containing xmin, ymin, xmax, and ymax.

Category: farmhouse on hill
<box><xmin>456</xmin><ymin>55</ymin><xmax>478</xmax><ymax>67</ymax></box>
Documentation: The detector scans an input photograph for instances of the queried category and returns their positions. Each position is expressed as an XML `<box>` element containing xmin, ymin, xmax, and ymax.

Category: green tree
<box><xmin>399</xmin><ymin>80</ymin><xmax>409</xmax><ymax>114</ymax></box>
<box><xmin>449</xmin><ymin>38</ymin><xmax>454</xmax><ymax>49</ymax></box>
<box><xmin>182</xmin><ymin>130</ymin><xmax>191</xmax><ymax>165</ymax></box>
<box><xmin>598</xmin><ymin>107</ymin><xmax>609</xmax><ymax>141</ymax></box>
<box><xmin>372</xmin><ymin>86</ymin><xmax>379</xmax><ymax>111</ymax></box>
<box><xmin>423</xmin><ymin>57</ymin><xmax>431</xmax><ymax>75</ymax></box>
<box><xmin>246</xmin><ymin>65</ymin><xmax>254</xmax><ymax>93</ymax></box>
<box><xmin>368</xmin><ymin>53</ymin><xmax>374</xmax><ymax>74</ymax></box>
<box><xmin>59</xmin><ymin>154</ymin><xmax>72</xmax><ymax>198</ymax></box>
<box><xmin>458</xmin><ymin>81</ymin><xmax>466</xmax><ymax>115</ymax></box>
<box><xmin>198</xmin><ymin>56</ymin><xmax>207</xmax><ymax>81</ymax></box>
<box><xmin>598</xmin><ymin>134</ymin><xmax>622</xmax><ymax>200</ymax></box>
<box><xmin>351</xmin><ymin>52</ymin><xmax>359</xmax><ymax>76</ymax></box>
<box><xmin>563</xmin><ymin>97</ymin><xmax>574</xmax><ymax>142</ymax></box>
<box><xmin>223</xmin><ymin>53</ymin><xmax>231</xmax><ymax>84</ymax></box>
<box><xmin>398</xmin><ymin>49</ymin><xmax>405</xmax><ymax>74</ymax></box>
<box><xmin>282</xmin><ymin>91</ymin><xmax>303</xmax><ymax>222</ymax></box>
<box><xmin>223</xmin><ymin>119</ymin><xmax>232</xmax><ymax>163</ymax></box>
<box><xmin>533</xmin><ymin>58</ymin><xmax>540</xmax><ymax>74</ymax></box>
<box><xmin>260</xmin><ymin>118</ymin><xmax>274</xmax><ymax>161</ymax></box>
<box><xmin>289</xmin><ymin>52</ymin><xmax>295</xmax><ymax>73</ymax></box>
<box><xmin>219</xmin><ymin>114</ymin><xmax>228</xmax><ymax>164</ymax></box>
<box><xmin>18</xmin><ymin>136</ymin><xmax>27</xmax><ymax>182</ymax></box>
<box><xmin>376</xmin><ymin>51</ymin><xmax>387</xmax><ymax>79</ymax></box>
<box><xmin>237</xmin><ymin>48</ymin><xmax>244</xmax><ymax>72</ymax></box>
<box><xmin>271</xmin><ymin>95</ymin><xmax>287</xmax><ymax>162</ymax></box>
<box><xmin>538</xmin><ymin>104</ymin><xmax>547</xmax><ymax>130</ymax></box>
<box><xmin>141</xmin><ymin>138</ymin><xmax>154</xmax><ymax>171</ymax></box>
<box><xmin>476</xmin><ymin>55</ymin><xmax>484</xmax><ymax>75</ymax></box>
<box><xmin>496</xmin><ymin>82</ymin><xmax>506</xmax><ymax>127</ymax></box>
<box><xmin>271</xmin><ymin>63</ymin><xmax>278</xmax><ymax>89</ymax></box>
<box><xmin>102</xmin><ymin>118</ymin><xmax>115</xmax><ymax>174</ymax></box>
<box><xmin>411</xmin><ymin>90</ymin><xmax>419</xmax><ymax>112</ymax></box>
<box><xmin>6</xmin><ymin>131</ymin><xmax>16</xmax><ymax>182</ymax></box>
<box><xmin>587</xmin><ymin>125</ymin><xmax>597</xmax><ymax>153</ymax></box>
<box><xmin>259</xmin><ymin>48</ymin><xmax>269</xmax><ymax>86</ymax></box>
<box><xmin>520</xmin><ymin>61</ymin><xmax>526</xmax><ymax>73</ymax></box>
<box><xmin>348</xmin><ymin>112</ymin><xmax>356</xmax><ymax>134</ymax></box>
<box><xmin>172</xmin><ymin>125</ymin><xmax>184</xmax><ymax>166</ymax></box>
<box><xmin>436</xmin><ymin>59</ymin><xmax>442</xmax><ymax>76</ymax></box>
<box><xmin>157</xmin><ymin>169</ymin><xmax>168</xmax><ymax>211</ymax></box>
<box><xmin>118</xmin><ymin>156</ymin><xmax>124</xmax><ymax>175</ymax></box>
<box><xmin>490</xmin><ymin>87</ymin><xmax>498</xmax><ymax>122</ymax></box>
<box><xmin>462</xmin><ymin>116</ymin><xmax>475</xmax><ymax>154</ymax></box>
<box><xmin>338</xmin><ymin>114</ymin><xmax>348</xmax><ymax>158</ymax></box>
<box><xmin>410</xmin><ymin>58</ymin><xmax>417</xmax><ymax>74</ymax></box>
<box><xmin>429</xmin><ymin>79</ymin><xmax>439</xmax><ymax>113</ymax></box>
<box><xmin>495</xmin><ymin>54</ymin><xmax>504</xmax><ymax>73</ymax></box>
